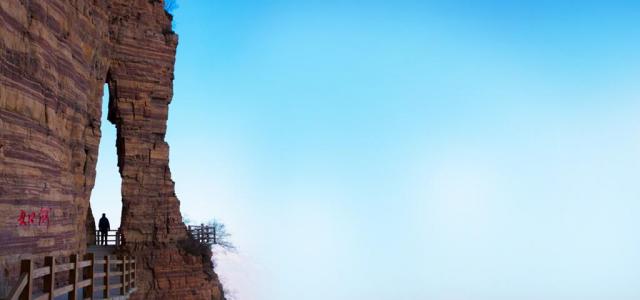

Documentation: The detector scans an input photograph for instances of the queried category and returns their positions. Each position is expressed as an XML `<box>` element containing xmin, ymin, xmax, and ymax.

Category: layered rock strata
<box><xmin>0</xmin><ymin>1</ymin><xmax>223</xmax><ymax>298</ymax></box>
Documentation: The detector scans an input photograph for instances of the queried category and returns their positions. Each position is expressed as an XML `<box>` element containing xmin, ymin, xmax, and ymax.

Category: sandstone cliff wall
<box><xmin>0</xmin><ymin>1</ymin><xmax>223</xmax><ymax>299</ymax></box>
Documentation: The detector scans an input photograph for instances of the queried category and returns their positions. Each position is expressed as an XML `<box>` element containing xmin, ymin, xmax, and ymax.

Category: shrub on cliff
<box><xmin>178</xmin><ymin>235</ymin><xmax>211</xmax><ymax>258</ymax></box>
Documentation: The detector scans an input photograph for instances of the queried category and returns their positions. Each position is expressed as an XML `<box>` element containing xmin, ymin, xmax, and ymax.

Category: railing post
<box><xmin>128</xmin><ymin>257</ymin><xmax>133</xmax><ymax>291</ymax></box>
<box><xmin>200</xmin><ymin>223</ymin><xmax>205</xmax><ymax>243</ymax></box>
<box><xmin>43</xmin><ymin>256</ymin><xmax>55</xmax><ymax>300</ymax></box>
<box><xmin>69</xmin><ymin>254</ymin><xmax>78</xmax><ymax>300</ymax></box>
<box><xmin>115</xmin><ymin>230</ymin><xmax>120</xmax><ymax>246</ymax></box>
<box><xmin>104</xmin><ymin>256</ymin><xmax>110</xmax><ymax>298</ymax></box>
<box><xmin>122</xmin><ymin>255</ymin><xmax>131</xmax><ymax>293</ymax></box>
<box><xmin>119</xmin><ymin>255</ymin><xmax>126</xmax><ymax>295</ymax></box>
<box><xmin>83</xmin><ymin>253</ymin><xmax>94</xmax><ymax>299</ymax></box>
<box><xmin>19</xmin><ymin>259</ymin><xmax>33</xmax><ymax>300</ymax></box>
<box><xmin>131</xmin><ymin>257</ymin><xmax>136</xmax><ymax>289</ymax></box>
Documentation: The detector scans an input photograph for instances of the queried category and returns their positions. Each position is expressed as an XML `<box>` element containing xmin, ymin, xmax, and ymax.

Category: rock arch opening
<box><xmin>87</xmin><ymin>83</ymin><xmax>123</xmax><ymax>244</ymax></box>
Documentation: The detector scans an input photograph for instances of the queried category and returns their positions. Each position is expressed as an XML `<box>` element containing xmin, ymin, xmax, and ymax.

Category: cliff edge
<box><xmin>0</xmin><ymin>1</ymin><xmax>224</xmax><ymax>299</ymax></box>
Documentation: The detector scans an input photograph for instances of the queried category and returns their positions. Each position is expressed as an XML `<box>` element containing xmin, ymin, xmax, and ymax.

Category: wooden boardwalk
<box><xmin>188</xmin><ymin>224</ymin><xmax>215</xmax><ymax>245</ymax></box>
<box><xmin>5</xmin><ymin>233</ymin><xmax>136</xmax><ymax>300</ymax></box>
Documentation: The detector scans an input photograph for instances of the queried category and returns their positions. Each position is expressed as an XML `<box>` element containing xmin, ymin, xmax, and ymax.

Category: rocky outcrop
<box><xmin>0</xmin><ymin>1</ymin><xmax>223</xmax><ymax>299</ymax></box>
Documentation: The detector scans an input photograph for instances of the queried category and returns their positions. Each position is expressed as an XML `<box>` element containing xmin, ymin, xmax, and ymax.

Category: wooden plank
<box><xmin>55</xmin><ymin>263</ymin><xmax>74</xmax><ymax>273</ymax></box>
<box><xmin>20</xmin><ymin>259</ymin><xmax>33</xmax><ymax>300</ymax></box>
<box><xmin>120</xmin><ymin>255</ymin><xmax>126</xmax><ymax>294</ymax></box>
<box><xmin>32</xmin><ymin>267</ymin><xmax>50</xmax><ymax>279</ymax></box>
<box><xmin>32</xmin><ymin>293</ymin><xmax>49</xmax><ymax>300</ymax></box>
<box><xmin>43</xmin><ymin>257</ymin><xmax>54</xmax><ymax>300</ymax></box>
<box><xmin>132</xmin><ymin>258</ymin><xmax>136</xmax><ymax>288</ymax></box>
<box><xmin>109</xmin><ymin>260</ymin><xmax>123</xmax><ymax>264</ymax></box>
<box><xmin>110</xmin><ymin>283</ymin><xmax>123</xmax><ymax>289</ymax></box>
<box><xmin>52</xmin><ymin>284</ymin><xmax>73</xmax><ymax>297</ymax></box>
<box><xmin>8</xmin><ymin>273</ymin><xmax>28</xmax><ymax>300</ymax></box>
<box><xmin>69</xmin><ymin>254</ymin><xmax>78</xmax><ymax>300</ymax></box>
<box><xmin>103</xmin><ymin>256</ymin><xmax>110</xmax><ymax>299</ymax></box>
<box><xmin>93</xmin><ymin>272</ymin><xmax>106</xmax><ymax>278</ymax></box>
<box><xmin>110</xmin><ymin>271</ymin><xmax>123</xmax><ymax>276</ymax></box>
<box><xmin>82</xmin><ymin>253</ymin><xmax>94</xmax><ymax>300</ymax></box>
<box><xmin>94</xmin><ymin>259</ymin><xmax>106</xmax><ymax>264</ymax></box>
<box><xmin>127</xmin><ymin>257</ymin><xmax>133</xmax><ymax>290</ymax></box>
<box><xmin>92</xmin><ymin>285</ymin><xmax>106</xmax><ymax>291</ymax></box>
<box><xmin>77</xmin><ymin>260</ymin><xmax>92</xmax><ymax>268</ymax></box>
<box><xmin>127</xmin><ymin>287</ymin><xmax>138</xmax><ymax>295</ymax></box>
<box><xmin>77</xmin><ymin>279</ymin><xmax>92</xmax><ymax>289</ymax></box>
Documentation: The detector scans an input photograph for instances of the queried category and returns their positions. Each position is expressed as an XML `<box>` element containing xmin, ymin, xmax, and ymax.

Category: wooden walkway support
<box><xmin>188</xmin><ymin>224</ymin><xmax>215</xmax><ymax>246</ymax></box>
<box><xmin>6</xmin><ymin>253</ymin><xmax>136</xmax><ymax>300</ymax></box>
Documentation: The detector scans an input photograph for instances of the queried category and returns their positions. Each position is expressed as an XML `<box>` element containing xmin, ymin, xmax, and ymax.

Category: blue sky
<box><xmin>91</xmin><ymin>1</ymin><xmax>640</xmax><ymax>299</ymax></box>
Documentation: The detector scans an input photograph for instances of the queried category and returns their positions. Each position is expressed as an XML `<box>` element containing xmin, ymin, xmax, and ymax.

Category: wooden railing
<box><xmin>7</xmin><ymin>253</ymin><xmax>136</xmax><ymax>300</ymax></box>
<box><xmin>94</xmin><ymin>230</ymin><xmax>123</xmax><ymax>246</ymax></box>
<box><xmin>188</xmin><ymin>224</ymin><xmax>215</xmax><ymax>245</ymax></box>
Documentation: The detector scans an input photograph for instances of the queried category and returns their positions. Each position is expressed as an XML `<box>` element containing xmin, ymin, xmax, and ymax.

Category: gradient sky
<box><xmin>91</xmin><ymin>1</ymin><xmax>640</xmax><ymax>299</ymax></box>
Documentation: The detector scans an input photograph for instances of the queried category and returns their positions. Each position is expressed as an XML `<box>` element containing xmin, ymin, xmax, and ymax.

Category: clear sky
<box><xmin>91</xmin><ymin>1</ymin><xmax>640</xmax><ymax>299</ymax></box>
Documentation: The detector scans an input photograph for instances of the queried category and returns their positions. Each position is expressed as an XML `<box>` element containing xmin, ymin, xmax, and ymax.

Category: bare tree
<box><xmin>207</xmin><ymin>219</ymin><xmax>236</xmax><ymax>252</ymax></box>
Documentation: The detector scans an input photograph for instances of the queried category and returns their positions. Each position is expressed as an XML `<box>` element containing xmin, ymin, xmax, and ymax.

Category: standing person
<box><xmin>98</xmin><ymin>213</ymin><xmax>110</xmax><ymax>245</ymax></box>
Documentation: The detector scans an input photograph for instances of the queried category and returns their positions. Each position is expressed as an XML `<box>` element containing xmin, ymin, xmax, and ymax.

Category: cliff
<box><xmin>0</xmin><ymin>0</ymin><xmax>224</xmax><ymax>299</ymax></box>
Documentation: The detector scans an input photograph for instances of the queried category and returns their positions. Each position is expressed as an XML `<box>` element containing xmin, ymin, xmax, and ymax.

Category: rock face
<box><xmin>0</xmin><ymin>1</ymin><xmax>224</xmax><ymax>299</ymax></box>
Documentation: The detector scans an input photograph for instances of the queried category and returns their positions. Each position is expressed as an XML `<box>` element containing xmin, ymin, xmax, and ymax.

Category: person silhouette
<box><xmin>98</xmin><ymin>213</ymin><xmax>110</xmax><ymax>245</ymax></box>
